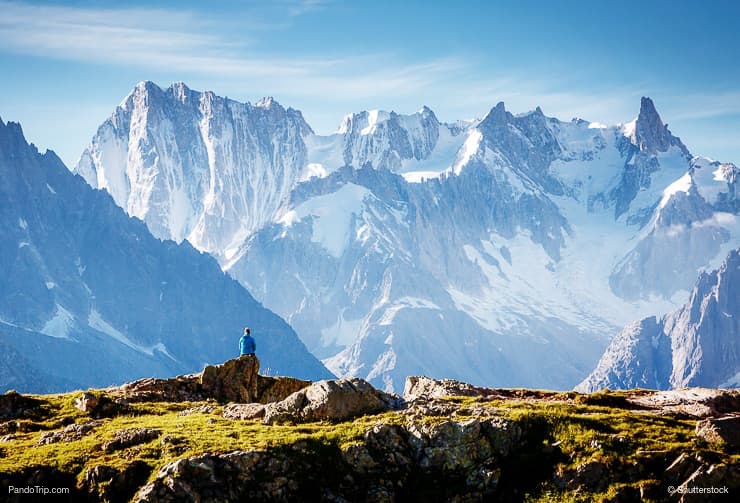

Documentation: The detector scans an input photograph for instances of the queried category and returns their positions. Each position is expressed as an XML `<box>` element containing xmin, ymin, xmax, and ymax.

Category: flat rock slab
<box><xmin>628</xmin><ymin>388</ymin><xmax>740</xmax><ymax>418</ymax></box>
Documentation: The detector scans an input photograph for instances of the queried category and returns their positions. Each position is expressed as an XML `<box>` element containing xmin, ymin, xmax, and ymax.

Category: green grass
<box><xmin>1</xmin><ymin>389</ymin><xmax>737</xmax><ymax>500</ymax></box>
<box><xmin>0</xmin><ymin>392</ymin><xmax>403</xmax><ymax>487</ymax></box>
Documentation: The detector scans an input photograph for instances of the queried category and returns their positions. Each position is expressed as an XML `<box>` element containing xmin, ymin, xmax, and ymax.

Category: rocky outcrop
<box><xmin>263</xmin><ymin>378</ymin><xmax>401</xmax><ymax>424</ymax></box>
<box><xmin>201</xmin><ymin>355</ymin><xmax>260</xmax><ymax>403</ymax></box>
<box><xmin>83</xmin><ymin>461</ymin><xmax>152</xmax><ymax>503</ymax></box>
<box><xmin>0</xmin><ymin>391</ymin><xmax>44</xmax><ymax>420</ymax></box>
<box><xmin>218</xmin><ymin>377</ymin><xmax>400</xmax><ymax>424</ymax></box>
<box><xmin>222</xmin><ymin>403</ymin><xmax>266</xmax><ymax>421</ymax></box>
<box><xmin>118</xmin><ymin>375</ymin><xmax>203</xmax><ymax>402</ymax></box>
<box><xmin>134</xmin><ymin>416</ymin><xmax>524</xmax><ymax>502</ymax></box>
<box><xmin>627</xmin><ymin>388</ymin><xmax>740</xmax><ymax>418</ymax></box>
<box><xmin>113</xmin><ymin>357</ymin><xmax>310</xmax><ymax>405</ymax></box>
<box><xmin>255</xmin><ymin>375</ymin><xmax>311</xmax><ymax>404</ymax></box>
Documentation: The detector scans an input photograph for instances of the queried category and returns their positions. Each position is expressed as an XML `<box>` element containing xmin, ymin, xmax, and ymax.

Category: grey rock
<box><xmin>263</xmin><ymin>378</ymin><xmax>401</xmax><ymax>424</ymax></box>
<box><xmin>403</xmin><ymin>376</ymin><xmax>497</xmax><ymax>401</ymax></box>
<box><xmin>74</xmin><ymin>392</ymin><xmax>98</xmax><ymax>413</ymax></box>
<box><xmin>103</xmin><ymin>428</ymin><xmax>161</xmax><ymax>453</ymax></box>
<box><xmin>37</xmin><ymin>420</ymin><xmax>103</xmax><ymax>445</ymax></box>
<box><xmin>626</xmin><ymin>388</ymin><xmax>740</xmax><ymax>418</ymax></box>
<box><xmin>696</xmin><ymin>416</ymin><xmax>740</xmax><ymax>449</ymax></box>
<box><xmin>222</xmin><ymin>403</ymin><xmax>266</xmax><ymax>420</ymax></box>
<box><xmin>177</xmin><ymin>405</ymin><xmax>216</xmax><ymax>417</ymax></box>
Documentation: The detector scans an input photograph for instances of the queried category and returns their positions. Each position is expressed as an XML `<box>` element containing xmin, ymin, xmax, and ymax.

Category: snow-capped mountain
<box><xmin>77</xmin><ymin>83</ymin><xmax>739</xmax><ymax>392</ymax></box>
<box><xmin>0</xmin><ymin>117</ymin><xmax>332</xmax><ymax>393</ymax></box>
<box><xmin>576</xmin><ymin>248</ymin><xmax>739</xmax><ymax>392</ymax></box>
<box><xmin>76</xmin><ymin>81</ymin><xmax>313</xmax><ymax>259</ymax></box>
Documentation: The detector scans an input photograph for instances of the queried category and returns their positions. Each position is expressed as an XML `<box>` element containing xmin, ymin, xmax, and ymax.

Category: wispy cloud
<box><xmin>284</xmin><ymin>0</ymin><xmax>333</xmax><ymax>17</ymax></box>
<box><xmin>1</xmin><ymin>0</ymin><xmax>737</xmax><ymax>140</ymax></box>
<box><xmin>659</xmin><ymin>91</ymin><xmax>740</xmax><ymax>121</ymax></box>
<box><xmin>0</xmin><ymin>1</ymin><xmax>462</xmax><ymax>100</ymax></box>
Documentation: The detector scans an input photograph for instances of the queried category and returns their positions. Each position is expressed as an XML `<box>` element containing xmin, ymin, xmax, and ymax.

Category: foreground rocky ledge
<box><xmin>1</xmin><ymin>363</ymin><xmax>739</xmax><ymax>502</ymax></box>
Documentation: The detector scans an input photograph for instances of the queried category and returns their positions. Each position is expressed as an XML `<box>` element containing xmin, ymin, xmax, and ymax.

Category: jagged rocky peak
<box><xmin>479</xmin><ymin>101</ymin><xmax>509</xmax><ymax>128</ymax></box>
<box><xmin>169</xmin><ymin>81</ymin><xmax>192</xmax><ymax>100</ymax></box>
<box><xmin>630</xmin><ymin>96</ymin><xmax>688</xmax><ymax>155</ymax></box>
<box><xmin>337</xmin><ymin>106</ymin><xmax>440</xmax><ymax>136</ymax></box>
<box><xmin>256</xmin><ymin>96</ymin><xmax>276</xmax><ymax>109</ymax></box>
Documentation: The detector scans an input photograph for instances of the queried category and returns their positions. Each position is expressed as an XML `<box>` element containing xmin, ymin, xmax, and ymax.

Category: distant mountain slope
<box><xmin>576</xmin><ymin>248</ymin><xmax>740</xmax><ymax>392</ymax></box>
<box><xmin>0</xmin><ymin>117</ymin><xmax>332</xmax><ymax>393</ymax></box>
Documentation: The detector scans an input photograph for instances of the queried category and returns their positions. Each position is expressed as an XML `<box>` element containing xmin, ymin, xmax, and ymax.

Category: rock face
<box><xmin>76</xmin><ymin>82</ymin><xmax>313</xmax><ymax>256</ymax></box>
<box><xmin>0</xmin><ymin>117</ymin><xmax>333</xmax><ymax>393</ymax></box>
<box><xmin>262</xmin><ymin>377</ymin><xmax>401</xmax><ymax>424</ymax></box>
<box><xmin>83</xmin><ymin>461</ymin><xmax>152</xmax><ymax>503</ymax></box>
<box><xmin>201</xmin><ymin>355</ymin><xmax>260</xmax><ymax>403</ymax></box>
<box><xmin>229</xmin><ymin>98</ymin><xmax>736</xmax><ymax>393</ymax></box>
<box><xmin>578</xmin><ymin>248</ymin><xmax>740</xmax><ymax>392</ymax></box>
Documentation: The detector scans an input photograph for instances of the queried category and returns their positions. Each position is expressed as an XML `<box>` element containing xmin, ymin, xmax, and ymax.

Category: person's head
<box><xmin>244</xmin><ymin>327</ymin><xmax>250</xmax><ymax>335</ymax></box>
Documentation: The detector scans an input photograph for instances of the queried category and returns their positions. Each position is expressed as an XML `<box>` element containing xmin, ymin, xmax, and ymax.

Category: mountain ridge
<box><xmin>0</xmin><ymin>117</ymin><xmax>332</xmax><ymax>393</ymax></box>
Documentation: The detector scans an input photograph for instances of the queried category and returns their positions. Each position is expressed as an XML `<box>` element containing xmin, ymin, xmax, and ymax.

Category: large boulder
<box><xmin>201</xmin><ymin>355</ymin><xmax>260</xmax><ymax>403</ymax></box>
<box><xmin>263</xmin><ymin>378</ymin><xmax>401</xmax><ymax>424</ymax></box>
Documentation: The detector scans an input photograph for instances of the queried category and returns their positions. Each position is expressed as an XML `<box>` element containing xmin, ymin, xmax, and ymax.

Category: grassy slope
<box><xmin>0</xmin><ymin>389</ymin><xmax>737</xmax><ymax>502</ymax></box>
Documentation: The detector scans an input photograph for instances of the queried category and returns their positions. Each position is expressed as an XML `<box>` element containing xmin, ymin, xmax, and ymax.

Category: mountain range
<box><xmin>73</xmin><ymin>82</ymin><xmax>739</xmax><ymax>392</ymax></box>
<box><xmin>0</xmin><ymin>117</ymin><xmax>332</xmax><ymax>393</ymax></box>
<box><xmin>3</xmin><ymin>80</ymin><xmax>737</xmax><ymax>393</ymax></box>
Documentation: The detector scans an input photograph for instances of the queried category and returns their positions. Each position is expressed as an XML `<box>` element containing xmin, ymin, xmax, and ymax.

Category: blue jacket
<box><xmin>239</xmin><ymin>334</ymin><xmax>256</xmax><ymax>355</ymax></box>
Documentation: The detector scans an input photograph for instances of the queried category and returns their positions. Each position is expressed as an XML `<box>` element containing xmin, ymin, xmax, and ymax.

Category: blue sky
<box><xmin>1</xmin><ymin>0</ymin><xmax>739</xmax><ymax>167</ymax></box>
